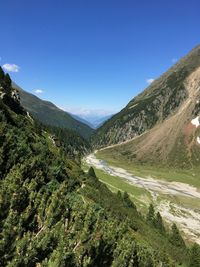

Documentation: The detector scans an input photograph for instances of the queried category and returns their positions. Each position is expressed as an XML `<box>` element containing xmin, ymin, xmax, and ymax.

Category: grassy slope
<box><xmin>84</xmin><ymin>152</ymin><xmax>200</xmax><ymax>246</ymax></box>
<box><xmin>82</xmin><ymin>161</ymin><xmax>152</xmax><ymax>212</ymax></box>
<box><xmin>97</xmin><ymin>147</ymin><xmax>200</xmax><ymax>188</ymax></box>
<box><xmin>94</xmin><ymin>151</ymin><xmax>200</xmax><ymax>211</ymax></box>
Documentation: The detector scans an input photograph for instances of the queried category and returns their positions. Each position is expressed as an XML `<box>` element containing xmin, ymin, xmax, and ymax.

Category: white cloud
<box><xmin>172</xmin><ymin>58</ymin><xmax>177</xmax><ymax>63</ymax></box>
<box><xmin>2</xmin><ymin>63</ymin><xmax>20</xmax><ymax>72</ymax></box>
<box><xmin>34</xmin><ymin>89</ymin><xmax>44</xmax><ymax>94</ymax></box>
<box><xmin>146</xmin><ymin>78</ymin><xmax>155</xmax><ymax>85</ymax></box>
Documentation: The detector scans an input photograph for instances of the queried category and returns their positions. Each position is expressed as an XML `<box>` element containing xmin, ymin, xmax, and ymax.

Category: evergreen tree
<box><xmin>169</xmin><ymin>223</ymin><xmax>185</xmax><ymax>248</ymax></box>
<box><xmin>189</xmin><ymin>243</ymin><xmax>200</xmax><ymax>267</ymax></box>
<box><xmin>4</xmin><ymin>73</ymin><xmax>12</xmax><ymax>87</ymax></box>
<box><xmin>117</xmin><ymin>190</ymin><xmax>122</xmax><ymax>199</ymax></box>
<box><xmin>123</xmin><ymin>191</ymin><xmax>136</xmax><ymax>209</ymax></box>
<box><xmin>146</xmin><ymin>204</ymin><xmax>155</xmax><ymax>226</ymax></box>
<box><xmin>0</xmin><ymin>66</ymin><xmax>4</xmax><ymax>80</ymax></box>
<box><xmin>88</xmin><ymin>166</ymin><xmax>96</xmax><ymax>178</ymax></box>
<box><xmin>155</xmin><ymin>212</ymin><xmax>165</xmax><ymax>233</ymax></box>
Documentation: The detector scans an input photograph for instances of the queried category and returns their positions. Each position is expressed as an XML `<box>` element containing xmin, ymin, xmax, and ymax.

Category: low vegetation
<box><xmin>1</xmin><ymin>66</ymin><xmax>200</xmax><ymax>266</ymax></box>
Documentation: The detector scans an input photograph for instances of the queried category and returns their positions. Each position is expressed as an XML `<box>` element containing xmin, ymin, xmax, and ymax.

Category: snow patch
<box><xmin>197</xmin><ymin>137</ymin><xmax>200</xmax><ymax>144</ymax></box>
<box><xmin>191</xmin><ymin>116</ymin><xmax>200</xmax><ymax>128</ymax></box>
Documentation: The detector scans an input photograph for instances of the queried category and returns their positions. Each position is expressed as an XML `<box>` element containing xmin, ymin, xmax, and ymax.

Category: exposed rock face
<box><xmin>11</xmin><ymin>88</ymin><xmax>20</xmax><ymax>102</ymax></box>
<box><xmin>93</xmin><ymin>45</ymin><xmax>200</xmax><ymax>148</ymax></box>
<box><xmin>0</xmin><ymin>86</ymin><xmax>6</xmax><ymax>99</ymax></box>
<box><xmin>0</xmin><ymin>68</ymin><xmax>25</xmax><ymax>115</ymax></box>
<box><xmin>98</xmin><ymin>65</ymin><xmax>200</xmax><ymax>168</ymax></box>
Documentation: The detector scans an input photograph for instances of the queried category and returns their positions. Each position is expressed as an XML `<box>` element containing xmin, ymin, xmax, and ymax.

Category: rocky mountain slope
<box><xmin>13</xmin><ymin>84</ymin><xmax>94</xmax><ymax>139</ymax></box>
<box><xmin>93</xmin><ymin>45</ymin><xmax>200</xmax><ymax>153</ymax></box>
<box><xmin>0</xmin><ymin>67</ymin><xmax>195</xmax><ymax>266</ymax></box>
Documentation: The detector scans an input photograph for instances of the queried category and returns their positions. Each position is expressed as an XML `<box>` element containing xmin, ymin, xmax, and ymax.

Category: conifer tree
<box><xmin>169</xmin><ymin>223</ymin><xmax>185</xmax><ymax>248</ymax></box>
<box><xmin>146</xmin><ymin>204</ymin><xmax>155</xmax><ymax>226</ymax></box>
<box><xmin>155</xmin><ymin>212</ymin><xmax>165</xmax><ymax>233</ymax></box>
<box><xmin>117</xmin><ymin>190</ymin><xmax>122</xmax><ymax>199</ymax></box>
<box><xmin>189</xmin><ymin>243</ymin><xmax>200</xmax><ymax>267</ymax></box>
<box><xmin>4</xmin><ymin>73</ymin><xmax>12</xmax><ymax>87</ymax></box>
<box><xmin>0</xmin><ymin>66</ymin><xmax>4</xmax><ymax>80</ymax></box>
<box><xmin>123</xmin><ymin>191</ymin><xmax>136</xmax><ymax>209</ymax></box>
<box><xmin>88</xmin><ymin>166</ymin><xmax>96</xmax><ymax>178</ymax></box>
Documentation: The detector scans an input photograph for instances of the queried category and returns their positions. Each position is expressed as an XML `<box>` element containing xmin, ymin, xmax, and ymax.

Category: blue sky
<box><xmin>1</xmin><ymin>0</ymin><xmax>200</xmax><ymax>117</ymax></box>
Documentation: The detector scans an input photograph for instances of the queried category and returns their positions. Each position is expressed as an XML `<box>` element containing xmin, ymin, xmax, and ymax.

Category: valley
<box><xmin>84</xmin><ymin>152</ymin><xmax>200</xmax><ymax>245</ymax></box>
<box><xmin>2</xmin><ymin>44</ymin><xmax>200</xmax><ymax>266</ymax></box>
<box><xmin>2</xmin><ymin>1</ymin><xmax>200</xmax><ymax>265</ymax></box>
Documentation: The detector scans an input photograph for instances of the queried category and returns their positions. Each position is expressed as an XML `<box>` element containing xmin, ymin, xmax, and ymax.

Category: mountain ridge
<box><xmin>71</xmin><ymin>113</ymin><xmax>113</xmax><ymax>129</ymax></box>
<box><xmin>92</xmin><ymin>45</ymin><xmax>200</xmax><ymax>165</ymax></box>
<box><xmin>12</xmin><ymin>83</ymin><xmax>94</xmax><ymax>139</ymax></box>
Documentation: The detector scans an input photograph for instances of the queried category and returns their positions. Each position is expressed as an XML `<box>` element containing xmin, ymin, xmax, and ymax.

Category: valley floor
<box><xmin>84</xmin><ymin>152</ymin><xmax>200</xmax><ymax>245</ymax></box>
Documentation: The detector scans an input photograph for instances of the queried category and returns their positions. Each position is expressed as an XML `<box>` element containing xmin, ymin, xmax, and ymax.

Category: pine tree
<box><xmin>146</xmin><ymin>204</ymin><xmax>155</xmax><ymax>226</ymax></box>
<box><xmin>189</xmin><ymin>243</ymin><xmax>200</xmax><ymax>267</ymax></box>
<box><xmin>117</xmin><ymin>190</ymin><xmax>122</xmax><ymax>199</ymax></box>
<box><xmin>88</xmin><ymin>166</ymin><xmax>96</xmax><ymax>178</ymax></box>
<box><xmin>169</xmin><ymin>223</ymin><xmax>185</xmax><ymax>248</ymax></box>
<box><xmin>123</xmin><ymin>191</ymin><xmax>136</xmax><ymax>209</ymax></box>
<box><xmin>0</xmin><ymin>66</ymin><xmax>4</xmax><ymax>80</ymax></box>
<box><xmin>4</xmin><ymin>73</ymin><xmax>12</xmax><ymax>87</ymax></box>
<box><xmin>155</xmin><ymin>212</ymin><xmax>165</xmax><ymax>233</ymax></box>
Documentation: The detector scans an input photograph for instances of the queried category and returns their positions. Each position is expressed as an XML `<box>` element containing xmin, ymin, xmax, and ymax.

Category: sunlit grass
<box><xmin>96</xmin><ymin>150</ymin><xmax>200</xmax><ymax>188</ymax></box>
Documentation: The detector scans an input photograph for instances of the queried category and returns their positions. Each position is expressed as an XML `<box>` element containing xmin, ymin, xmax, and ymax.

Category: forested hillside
<box><xmin>14</xmin><ymin>84</ymin><xmax>94</xmax><ymax>139</ymax></box>
<box><xmin>39</xmin><ymin>123</ymin><xmax>91</xmax><ymax>160</ymax></box>
<box><xmin>0</xmin><ymin>66</ymin><xmax>200</xmax><ymax>266</ymax></box>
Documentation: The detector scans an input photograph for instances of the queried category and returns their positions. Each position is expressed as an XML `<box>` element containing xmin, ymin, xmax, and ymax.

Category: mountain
<box><xmin>93</xmin><ymin>45</ymin><xmax>200</xmax><ymax>167</ymax></box>
<box><xmin>72</xmin><ymin>113</ymin><xmax>113</xmax><ymax>129</ymax></box>
<box><xmin>71</xmin><ymin>113</ymin><xmax>94</xmax><ymax>128</ymax></box>
<box><xmin>89</xmin><ymin>114</ymin><xmax>113</xmax><ymax>129</ymax></box>
<box><xmin>13</xmin><ymin>83</ymin><xmax>94</xmax><ymax>139</ymax></box>
<box><xmin>0</xmin><ymin>67</ymin><xmax>194</xmax><ymax>266</ymax></box>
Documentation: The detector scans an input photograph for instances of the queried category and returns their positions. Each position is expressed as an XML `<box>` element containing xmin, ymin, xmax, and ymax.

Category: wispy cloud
<box><xmin>146</xmin><ymin>78</ymin><xmax>155</xmax><ymax>85</ymax></box>
<box><xmin>172</xmin><ymin>58</ymin><xmax>177</xmax><ymax>63</ymax></box>
<box><xmin>34</xmin><ymin>89</ymin><xmax>44</xmax><ymax>94</ymax></box>
<box><xmin>2</xmin><ymin>63</ymin><xmax>20</xmax><ymax>72</ymax></box>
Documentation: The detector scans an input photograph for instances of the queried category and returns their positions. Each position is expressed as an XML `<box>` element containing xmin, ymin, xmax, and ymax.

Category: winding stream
<box><xmin>84</xmin><ymin>153</ymin><xmax>200</xmax><ymax>244</ymax></box>
<box><xmin>85</xmin><ymin>153</ymin><xmax>200</xmax><ymax>199</ymax></box>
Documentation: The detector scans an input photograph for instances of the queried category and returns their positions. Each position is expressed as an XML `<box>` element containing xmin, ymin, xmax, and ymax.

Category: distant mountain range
<box><xmin>13</xmin><ymin>83</ymin><xmax>94</xmax><ymax>139</ymax></box>
<box><xmin>72</xmin><ymin>114</ymin><xmax>113</xmax><ymax>129</ymax></box>
<box><xmin>13</xmin><ymin>82</ymin><xmax>112</xmax><ymax>131</ymax></box>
